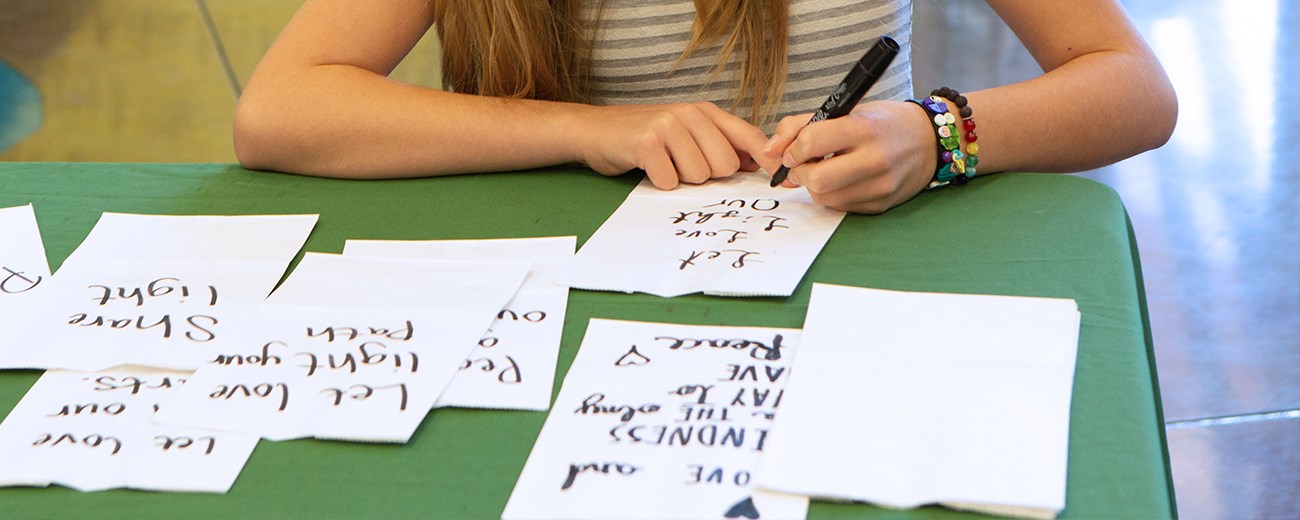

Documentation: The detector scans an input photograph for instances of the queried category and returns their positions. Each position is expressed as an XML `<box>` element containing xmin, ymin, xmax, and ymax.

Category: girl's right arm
<box><xmin>233</xmin><ymin>0</ymin><xmax>767</xmax><ymax>189</ymax></box>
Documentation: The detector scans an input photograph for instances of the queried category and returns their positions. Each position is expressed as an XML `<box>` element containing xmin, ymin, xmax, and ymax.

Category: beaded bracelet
<box><xmin>908</xmin><ymin>86</ymin><xmax>981</xmax><ymax>189</ymax></box>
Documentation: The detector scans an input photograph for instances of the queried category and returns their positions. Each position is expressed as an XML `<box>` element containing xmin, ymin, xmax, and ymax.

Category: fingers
<box><xmin>583</xmin><ymin>102</ymin><xmax>771</xmax><ymax>190</ymax></box>
<box><xmin>643</xmin><ymin>102</ymin><xmax>764</xmax><ymax>187</ymax></box>
<box><xmin>661</xmin><ymin>122</ymin><xmax>714</xmax><ymax>185</ymax></box>
<box><xmin>759</xmin><ymin>114</ymin><xmax>812</xmax><ymax>176</ymax></box>
<box><xmin>787</xmin><ymin>115</ymin><xmax>896</xmax><ymax>194</ymax></box>
<box><xmin>675</xmin><ymin>104</ymin><xmax>742</xmax><ymax>181</ymax></box>
<box><xmin>696</xmin><ymin>103</ymin><xmax>769</xmax><ymax>176</ymax></box>
<box><xmin>768</xmin><ymin>113</ymin><xmax>813</xmax><ymax>153</ymax></box>
<box><xmin>806</xmin><ymin>179</ymin><xmax>897</xmax><ymax>214</ymax></box>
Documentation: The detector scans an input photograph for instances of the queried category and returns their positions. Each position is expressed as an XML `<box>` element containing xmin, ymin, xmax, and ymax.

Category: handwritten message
<box><xmin>0</xmin><ymin>204</ymin><xmax>52</xmax><ymax>360</ymax></box>
<box><xmin>155</xmin><ymin>306</ymin><xmax>490</xmax><ymax>443</ymax></box>
<box><xmin>1</xmin><ymin>260</ymin><xmax>288</xmax><ymax>371</ymax></box>
<box><xmin>503</xmin><ymin>319</ymin><xmax>809</xmax><ymax>520</ymax></box>
<box><xmin>154</xmin><ymin>253</ymin><xmax>529</xmax><ymax>443</ymax></box>
<box><xmin>0</xmin><ymin>204</ymin><xmax>49</xmax><ymax>300</ymax></box>
<box><xmin>0</xmin><ymin>367</ymin><xmax>258</xmax><ymax>493</ymax></box>
<box><xmin>0</xmin><ymin>213</ymin><xmax>317</xmax><ymax>371</ymax></box>
<box><xmin>557</xmin><ymin>172</ymin><xmax>845</xmax><ymax>297</ymax></box>
<box><xmin>344</xmin><ymin>237</ymin><xmax>575</xmax><ymax>411</ymax></box>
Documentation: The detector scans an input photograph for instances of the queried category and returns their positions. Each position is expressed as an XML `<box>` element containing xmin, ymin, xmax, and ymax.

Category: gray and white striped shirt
<box><xmin>583</xmin><ymin>0</ymin><xmax>913</xmax><ymax>132</ymax></box>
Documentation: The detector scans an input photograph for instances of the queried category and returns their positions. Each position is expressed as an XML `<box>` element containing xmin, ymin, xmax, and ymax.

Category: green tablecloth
<box><xmin>0</xmin><ymin>163</ymin><xmax>1174</xmax><ymax>519</ymax></box>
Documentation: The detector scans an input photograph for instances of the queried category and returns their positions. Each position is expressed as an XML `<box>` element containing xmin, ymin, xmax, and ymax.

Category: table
<box><xmin>0</xmin><ymin>163</ymin><xmax>1175</xmax><ymax>518</ymax></box>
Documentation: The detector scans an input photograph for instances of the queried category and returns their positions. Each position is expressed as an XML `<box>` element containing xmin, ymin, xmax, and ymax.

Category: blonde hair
<box><xmin>435</xmin><ymin>0</ymin><xmax>789</xmax><ymax>125</ymax></box>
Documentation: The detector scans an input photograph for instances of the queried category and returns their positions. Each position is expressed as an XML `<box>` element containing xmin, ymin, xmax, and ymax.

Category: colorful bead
<box><xmin>922</xmin><ymin>98</ymin><xmax>947</xmax><ymax>114</ymax></box>
<box><xmin>938</xmin><ymin>163</ymin><xmax>954</xmax><ymax>181</ymax></box>
<box><xmin>912</xmin><ymin>87</ymin><xmax>983</xmax><ymax>190</ymax></box>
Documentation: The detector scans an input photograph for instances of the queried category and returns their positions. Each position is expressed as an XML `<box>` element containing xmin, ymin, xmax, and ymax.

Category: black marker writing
<box><xmin>46</xmin><ymin>402</ymin><xmax>127</xmax><ymax>417</ymax></box>
<box><xmin>608</xmin><ymin>424</ymin><xmax>767</xmax><ymax>451</ymax></box>
<box><xmin>496</xmin><ymin>309</ymin><xmax>547</xmax><ymax>322</ymax></box>
<box><xmin>674</xmin><ymin>228</ymin><xmax>748</xmax><ymax>244</ymax></box>
<box><xmin>1</xmin><ymin>267</ymin><xmax>42</xmax><ymax>294</ymax></box>
<box><xmin>32</xmin><ymin>433</ymin><xmax>122</xmax><ymax>455</ymax></box>
<box><xmin>66</xmin><ymin>313</ymin><xmax>218</xmax><ymax>342</ymax></box>
<box><xmin>321</xmin><ymin>383</ymin><xmax>409</xmax><ymax>411</ymax></box>
<box><xmin>742</xmin><ymin>215</ymin><xmax>789</xmax><ymax>231</ymax></box>
<box><xmin>677</xmin><ymin>250</ymin><xmax>760</xmax><ymax>270</ymax></box>
<box><xmin>461</xmin><ymin>355</ymin><xmax>523</xmax><ymax>384</ymax></box>
<box><xmin>306</xmin><ymin>321</ymin><xmax>415</xmax><ymax>342</ymax></box>
<box><xmin>208</xmin><ymin>382</ymin><xmax>290</xmax><ymax>412</ymax></box>
<box><xmin>686</xmin><ymin>465</ymin><xmax>751</xmax><ymax>486</ymax></box>
<box><xmin>573</xmin><ymin>393</ymin><xmax>661</xmax><ymax>422</ymax></box>
<box><xmin>728</xmin><ymin>387</ymin><xmax>784</xmax><ymax>409</ymax></box>
<box><xmin>703</xmin><ymin>198</ymin><xmax>780</xmax><ymax>211</ymax></box>
<box><xmin>721</xmin><ymin>364</ymin><xmax>786</xmax><ymax>383</ymax></box>
<box><xmin>88</xmin><ymin>277</ymin><xmax>217</xmax><ymax>307</ymax></box>
<box><xmin>677</xmin><ymin>404</ymin><xmax>731</xmax><ymax>423</ymax></box>
<box><xmin>615</xmin><ymin>345</ymin><xmax>651</xmax><ymax>367</ymax></box>
<box><xmin>671</xmin><ymin>209</ymin><xmax>742</xmax><ymax>225</ymax></box>
<box><xmin>654</xmin><ymin>335</ymin><xmax>784</xmax><ymax>361</ymax></box>
<box><xmin>155</xmin><ymin>435</ymin><xmax>216</xmax><ymax>455</ymax></box>
<box><xmin>670</xmin><ymin>384</ymin><xmax>713</xmax><ymax>404</ymax></box>
<box><xmin>90</xmin><ymin>375</ymin><xmax>186</xmax><ymax>394</ymax></box>
<box><xmin>560</xmin><ymin>462</ymin><xmax>639</xmax><ymax>491</ymax></box>
<box><xmin>296</xmin><ymin>341</ymin><xmax>418</xmax><ymax>377</ymax></box>
<box><xmin>211</xmin><ymin>341</ymin><xmax>284</xmax><ymax>367</ymax></box>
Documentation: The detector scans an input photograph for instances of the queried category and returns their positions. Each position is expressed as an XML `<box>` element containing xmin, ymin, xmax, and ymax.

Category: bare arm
<box><xmin>763</xmin><ymin>0</ymin><xmax>1177</xmax><ymax>213</ymax></box>
<box><xmin>968</xmin><ymin>0</ymin><xmax>1177</xmax><ymax>174</ymax></box>
<box><xmin>234</xmin><ymin>0</ymin><xmax>767</xmax><ymax>188</ymax></box>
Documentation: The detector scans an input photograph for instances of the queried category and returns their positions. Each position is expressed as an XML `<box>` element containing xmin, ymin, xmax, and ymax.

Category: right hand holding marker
<box><xmin>762</xmin><ymin>100</ymin><xmax>938</xmax><ymax>214</ymax></box>
<box><xmin>576</xmin><ymin>102</ymin><xmax>766</xmax><ymax>190</ymax></box>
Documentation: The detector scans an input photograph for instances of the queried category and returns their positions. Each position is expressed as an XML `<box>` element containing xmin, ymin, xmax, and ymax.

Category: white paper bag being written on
<box><xmin>558</xmin><ymin>172</ymin><xmax>845</xmax><ymax>298</ymax></box>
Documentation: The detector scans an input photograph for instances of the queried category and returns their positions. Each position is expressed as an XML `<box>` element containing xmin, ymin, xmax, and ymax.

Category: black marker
<box><xmin>769</xmin><ymin>35</ymin><xmax>900</xmax><ymax>187</ymax></box>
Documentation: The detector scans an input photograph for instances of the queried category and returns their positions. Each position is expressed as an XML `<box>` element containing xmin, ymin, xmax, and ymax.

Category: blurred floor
<box><xmin>914</xmin><ymin>1</ymin><xmax>1299</xmax><ymax>518</ymax></box>
<box><xmin>1</xmin><ymin>0</ymin><xmax>1296</xmax><ymax>518</ymax></box>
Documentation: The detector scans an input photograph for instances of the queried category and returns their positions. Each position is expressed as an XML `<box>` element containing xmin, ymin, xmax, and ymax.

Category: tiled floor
<box><xmin>1</xmin><ymin>1</ymin><xmax>1296</xmax><ymax>518</ymax></box>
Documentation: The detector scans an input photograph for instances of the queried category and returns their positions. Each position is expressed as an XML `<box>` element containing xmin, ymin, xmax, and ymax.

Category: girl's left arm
<box><xmin>764</xmin><ymin>0</ymin><xmax>1177</xmax><ymax>214</ymax></box>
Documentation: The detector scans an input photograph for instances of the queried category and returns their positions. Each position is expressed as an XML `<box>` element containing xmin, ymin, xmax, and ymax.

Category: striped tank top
<box><xmin>582</xmin><ymin>0</ymin><xmax>913</xmax><ymax>132</ymax></box>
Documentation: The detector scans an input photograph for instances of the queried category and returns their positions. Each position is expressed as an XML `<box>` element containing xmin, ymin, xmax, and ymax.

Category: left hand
<box><xmin>761</xmin><ymin>100</ymin><xmax>938</xmax><ymax>214</ymax></box>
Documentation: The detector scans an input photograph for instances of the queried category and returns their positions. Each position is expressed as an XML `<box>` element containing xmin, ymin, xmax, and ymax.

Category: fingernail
<box><xmin>781</xmin><ymin>153</ymin><xmax>796</xmax><ymax>169</ymax></box>
<box><xmin>762</xmin><ymin>136</ymin><xmax>779</xmax><ymax>154</ymax></box>
<box><xmin>786</xmin><ymin>171</ymin><xmax>801</xmax><ymax>187</ymax></box>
